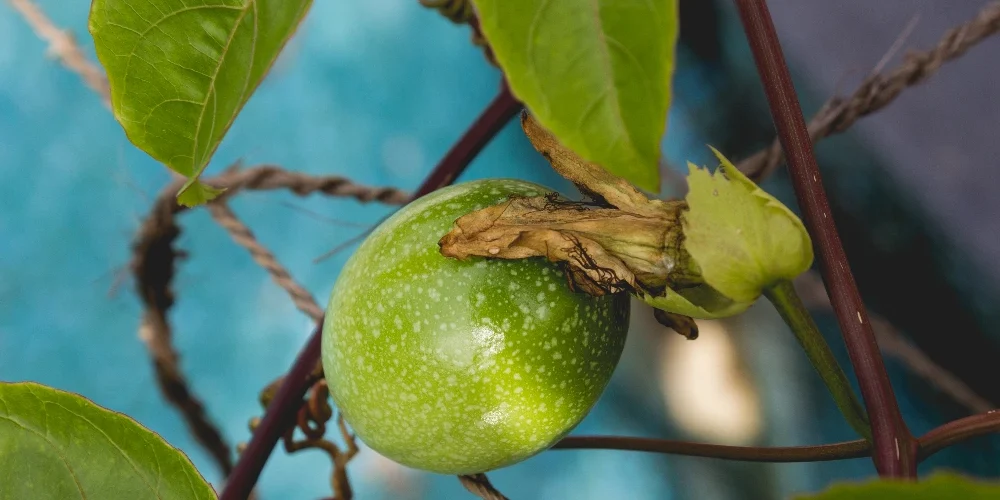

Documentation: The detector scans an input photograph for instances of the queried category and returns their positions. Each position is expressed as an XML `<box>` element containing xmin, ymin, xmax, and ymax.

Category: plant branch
<box><xmin>732</xmin><ymin>0</ymin><xmax>916</xmax><ymax>477</ymax></box>
<box><xmin>220</xmin><ymin>323</ymin><xmax>325</xmax><ymax>500</ymax></box>
<box><xmin>764</xmin><ymin>281</ymin><xmax>871</xmax><ymax>440</ymax></box>
<box><xmin>553</xmin><ymin>436</ymin><xmax>870</xmax><ymax>462</ymax></box>
<box><xmin>219</xmin><ymin>82</ymin><xmax>521</xmax><ymax>500</ymax></box>
<box><xmin>917</xmin><ymin>411</ymin><xmax>1000</xmax><ymax>461</ymax></box>
<box><xmin>738</xmin><ymin>1</ymin><xmax>1000</xmax><ymax>180</ymax></box>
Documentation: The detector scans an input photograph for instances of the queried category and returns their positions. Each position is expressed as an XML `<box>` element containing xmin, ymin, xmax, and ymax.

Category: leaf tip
<box><xmin>176</xmin><ymin>179</ymin><xmax>225</xmax><ymax>207</ymax></box>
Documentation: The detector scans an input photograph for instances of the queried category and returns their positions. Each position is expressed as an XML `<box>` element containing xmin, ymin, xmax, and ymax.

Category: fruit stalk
<box><xmin>764</xmin><ymin>280</ymin><xmax>872</xmax><ymax>441</ymax></box>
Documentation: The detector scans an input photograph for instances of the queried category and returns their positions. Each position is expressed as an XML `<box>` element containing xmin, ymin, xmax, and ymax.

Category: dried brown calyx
<box><xmin>438</xmin><ymin>112</ymin><xmax>702</xmax><ymax>338</ymax></box>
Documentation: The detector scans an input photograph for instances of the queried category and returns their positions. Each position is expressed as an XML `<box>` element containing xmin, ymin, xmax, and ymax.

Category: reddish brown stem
<box><xmin>413</xmin><ymin>82</ymin><xmax>519</xmax><ymax>197</ymax></box>
<box><xmin>731</xmin><ymin>0</ymin><xmax>916</xmax><ymax>477</ymax></box>
<box><xmin>554</xmin><ymin>436</ymin><xmax>870</xmax><ymax>462</ymax></box>
<box><xmin>221</xmin><ymin>324</ymin><xmax>323</xmax><ymax>500</ymax></box>
<box><xmin>918</xmin><ymin>411</ymin><xmax>1000</xmax><ymax>461</ymax></box>
<box><xmin>219</xmin><ymin>82</ymin><xmax>521</xmax><ymax>500</ymax></box>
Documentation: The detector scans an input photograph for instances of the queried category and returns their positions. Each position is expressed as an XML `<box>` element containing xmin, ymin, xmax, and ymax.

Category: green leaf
<box><xmin>472</xmin><ymin>0</ymin><xmax>679</xmax><ymax>193</ymax></box>
<box><xmin>0</xmin><ymin>382</ymin><xmax>216</xmax><ymax>500</ymax></box>
<box><xmin>797</xmin><ymin>472</ymin><xmax>1000</xmax><ymax>499</ymax></box>
<box><xmin>682</xmin><ymin>147</ymin><xmax>813</xmax><ymax>304</ymax></box>
<box><xmin>89</xmin><ymin>0</ymin><xmax>313</xmax><ymax>206</ymax></box>
<box><xmin>639</xmin><ymin>285</ymin><xmax>751</xmax><ymax>320</ymax></box>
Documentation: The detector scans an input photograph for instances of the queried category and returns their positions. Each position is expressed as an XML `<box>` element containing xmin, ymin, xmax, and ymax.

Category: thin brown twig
<box><xmin>245</xmin><ymin>380</ymin><xmax>359</xmax><ymax>499</ymax></box>
<box><xmin>132</xmin><ymin>191</ymin><xmax>235</xmax><ymax>477</ymax></box>
<box><xmin>420</xmin><ymin>0</ymin><xmax>474</xmax><ymax>24</ymax></box>
<box><xmin>553</xmin><ymin>436</ymin><xmax>871</xmax><ymax>462</ymax></box>
<box><xmin>200</xmin><ymin>165</ymin><xmax>410</xmax><ymax>205</ymax></box>
<box><xmin>458</xmin><ymin>474</ymin><xmax>509</xmax><ymax>500</ymax></box>
<box><xmin>206</xmin><ymin>201</ymin><xmax>324</xmax><ymax>321</ymax></box>
<box><xmin>917</xmin><ymin>410</ymin><xmax>1000</xmax><ymax>460</ymax></box>
<box><xmin>6</xmin><ymin>0</ymin><xmax>110</xmax><ymax>106</ymax></box>
<box><xmin>206</xmin><ymin>198</ymin><xmax>368</xmax><ymax>496</ymax></box>
<box><xmin>738</xmin><ymin>1</ymin><xmax>1000</xmax><ymax>180</ymax></box>
<box><xmin>794</xmin><ymin>272</ymin><xmax>994</xmax><ymax>415</ymax></box>
<box><xmin>421</xmin><ymin>0</ymin><xmax>498</xmax><ymax>67</ymax></box>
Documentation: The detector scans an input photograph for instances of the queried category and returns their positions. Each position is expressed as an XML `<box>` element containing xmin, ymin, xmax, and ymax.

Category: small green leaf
<box><xmin>472</xmin><ymin>0</ymin><xmax>679</xmax><ymax>193</ymax></box>
<box><xmin>0</xmin><ymin>382</ymin><xmax>216</xmax><ymax>500</ymax></box>
<box><xmin>797</xmin><ymin>472</ymin><xmax>1000</xmax><ymax>499</ymax></box>
<box><xmin>639</xmin><ymin>285</ymin><xmax>751</xmax><ymax>320</ymax></box>
<box><xmin>89</xmin><ymin>0</ymin><xmax>313</xmax><ymax>206</ymax></box>
<box><xmin>682</xmin><ymin>147</ymin><xmax>813</xmax><ymax>303</ymax></box>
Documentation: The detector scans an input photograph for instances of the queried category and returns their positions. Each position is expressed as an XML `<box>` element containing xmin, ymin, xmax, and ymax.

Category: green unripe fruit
<box><xmin>322</xmin><ymin>179</ymin><xmax>629</xmax><ymax>475</ymax></box>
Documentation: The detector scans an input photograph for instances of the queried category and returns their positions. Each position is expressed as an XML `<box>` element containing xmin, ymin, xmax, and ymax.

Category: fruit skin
<box><xmin>322</xmin><ymin>179</ymin><xmax>630</xmax><ymax>475</ymax></box>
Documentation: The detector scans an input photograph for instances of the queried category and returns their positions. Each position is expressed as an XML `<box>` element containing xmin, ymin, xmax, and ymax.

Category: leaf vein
<box><xmin>190</xmin><ymin>0</ymin><xmax>255</xmax><ymax>172</ymax></box>
<box><xmin>587</xmin><ymin>0</ymin><xmax>634</xmax><ymax>158</ymax></box>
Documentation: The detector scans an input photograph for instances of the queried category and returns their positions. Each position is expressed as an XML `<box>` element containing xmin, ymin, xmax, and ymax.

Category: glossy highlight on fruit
<box><xmin>322</xmin><ymin>179</ymin><xmax>630</xmax><ymax>475</ymax></box>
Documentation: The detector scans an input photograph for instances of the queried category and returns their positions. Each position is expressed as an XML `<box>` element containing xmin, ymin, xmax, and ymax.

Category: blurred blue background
<box><xmin>1</xmin><ymin>1</ymin><xmax>998</xmax><ymax>499</ymax></box>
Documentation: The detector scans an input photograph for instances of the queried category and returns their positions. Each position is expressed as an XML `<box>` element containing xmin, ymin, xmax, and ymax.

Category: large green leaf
<box><xmin>89</xmin><ymin>0</ymin><xmax>313</xmax><ymax>206</ymax></box>
<box><xmin>472</xmin><ymin>0</ymin><xmax>678</xmax><ymax>193</ymax></box>
<box><xmin>797</xmin><ymin>472</ymin><xmax>1000</xmax><ymax>499</ymax></box>
<box><xmin>0</xmin><ymin>382</ymin><xmax>216</xmax><ymax>500</ymax></box>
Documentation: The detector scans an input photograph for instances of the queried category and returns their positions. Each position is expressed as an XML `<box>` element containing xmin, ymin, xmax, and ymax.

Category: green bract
<box><xmin>640</xmin><ymin>147</ymin><xmax>814</xmax><ymax>318</ymax></box>
<box><xmin>322</xmin><ymin>179</ymin><xmax>630</xmax><ymax>475</ymax></box>
<box><xmin>0</xmin><ymin>382</ymin><xmax>215</xmax><ymax>500</ymax></box>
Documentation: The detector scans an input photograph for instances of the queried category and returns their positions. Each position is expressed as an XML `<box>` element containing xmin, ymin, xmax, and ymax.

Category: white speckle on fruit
<box><xmin>473</xmin><ymin>325</ymin><xmax>504</xmax><ymax>358</ymax></box>
<box><xmin>481</xmin><ymin>403</ymin><xmax>508</xmax><ymax>426</ymax></box>
<box><xmin>536</xmin><ymin>305</ymin><xmax>548</xmax><ymax>319</ymax></box>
